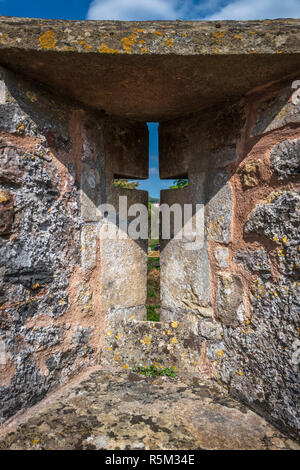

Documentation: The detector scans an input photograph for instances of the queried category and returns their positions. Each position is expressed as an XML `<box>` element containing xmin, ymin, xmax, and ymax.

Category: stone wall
<box><xmin>159</xmin><ymin>77</ymin><xmax>300</xmax><ymax>438</ymax></box>
<box><xmin>0</xmin><ymin>66</ymin><xmax>149</xmax><ymax>424</ymax></box>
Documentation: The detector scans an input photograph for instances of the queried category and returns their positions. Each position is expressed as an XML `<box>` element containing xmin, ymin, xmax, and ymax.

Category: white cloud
<box><xmin>87</xmin><ymin>0</ymin><xmax>300</xmax><ymax>21</ymax></box>
<box><xmin>206</xmin><ymin>0</ymin><xmax>300</xmax><ymax>20</ymax></box>
<box><xmin>87</xmin><ymin>0</ymin><xmax>179</xmax><ymax>20</ymax></box>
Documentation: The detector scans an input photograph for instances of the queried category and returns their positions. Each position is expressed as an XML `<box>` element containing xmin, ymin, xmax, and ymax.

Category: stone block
<box><xmin>206</xmin><ymin>169</ymin><xmax>232</xmax><ymax>244</ymax></box>
<box><xmin>81</xmin><ymin>223</ymin><xmax>98</xmax><ymax>274</ymax></box>
<box><xmin>251</xmin><ymin>86</ymin><xmax>300</xmax><ymax>137</ymax></box>
<box><xmin>214</xmin><ymin>247</ymin><xmax>229</xmax><ymax>268</ymax></box>
<box><xmin>101</xmin><ymin>318</ymin><xmax>200</xmax><ymax>375</ymax></box>
<box><xmin>216</xmin><ymin>273</ymin><xmax>244</xmax><ymax>327</ymax></box>
<box><xmin>270</xmin><ymin>139</ymin><xmax>300</xmax><ymax>179</ymax></box>
<box><xmin>239</xmin><ymin>160</ymin><xmax>260</xmax><ymax>189</ymax></box>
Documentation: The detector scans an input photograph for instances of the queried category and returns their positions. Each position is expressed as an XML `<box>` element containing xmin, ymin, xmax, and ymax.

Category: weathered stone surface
<box><xmin>0</xmin><ymin>368</ymin><xmax>298</xmax><ymax>450</ymax></box>
<box><xmin>251</xmin><ymin>86</ymin><xmax>300</xmax><ymax>137</ymax></box>
<box><xmin>214</xmin><ymin>247</ymin><xmax>229</xmax><ymax>268</ymax></box>
<box><xmin>102</xmin><ymin>318</ymin><xmax>200</xmax><ymax>375</ymax></box>
<box><xmin>270</xmin><ymin>139</ymin><xmax>300</xmax><ymax>179</ymax></box>
<box><xmin>0</xmin><ymin>18</ymin><xmax>299</xmax><ymax>121</ymax></box>
<box><xmin>234</xmin><ymin>249</ymin><xmax>271</xmax><ymax>279</ymax></box>
<box><xmin>239</xmin><ymin>159</ymin><xmax>260</xmax><ymax>189</ymax></box>
<box><xmin>0</xmin><ymin>190</ymin><xmax>14</xmax><ymax>235</ymax></box>
<box><xmin>159</xmin><ymin>103</ymin><xmax>244</xmax><ymax>178</ymax></box>
<box><xmin>206</xmin><ymin>169</ymin><xmax>232</xmax><ymax>244</ymax></box>
<box><xmin>216</xmin><ymin>273</ymin><xmax>244</xmax><ymax>327</ymax></box>
<box><xmin>0</xmin><ymin>66</ymin><xmax>97</xmax><ymax>425</ymax></box>
<box><xmin>245</xmin><ymin>190</ymin><xmax>300</xmax><ymax>242</ymax></box>
<box><xmin>217</xmin><ymin>189</ymin><xmax>300</xmax><ymax>438</ymax></box>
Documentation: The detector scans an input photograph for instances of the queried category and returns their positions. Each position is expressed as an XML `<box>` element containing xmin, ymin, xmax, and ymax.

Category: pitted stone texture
<box><xmin>234</xmin><ymin>249</ymin><xmax>271</xmax><ymax>279</ymax></box>
<box><xmin>251</xmin><ymin>86</ymin><xmax>300</xmax><ymax>137</ymax></box>
<box><xmin>270</xmin><ymin>139</ymin><xmax>300</xmax><ymax>180</ymax></box>
<box><xmin>0</xmin><ymin>368</ymin><xmax>298</xmax><ymax>450</ymax></box>
<box><xmin>0</xmin><ymin>190</ymin><xmax>14</xmax><ymax>235</ymax></box>
<box><xmin>0</xmin><ymin>67</ymin><xmax>72</xmax><ymax>147</ymax></box>
<box><xmin>245</xmin><ymin>190</ymin><xmax>300</xmax><ymax>279</ymax></box>
<box><xmin>239</xmin><ymin>160</ymin><xmax>260</xmax><ymax>189</ymax></box>
<box><xmin>0</xmin><ymin>68</ymin><xmax>97</xmax><ymax>425</ymax></box>
<box><xmin>217</xmin><ymin>189</ymin><xmax>300</xmax><ymax>438</ymax></box>
<box><xmin>101</xmin><ymin>318</ymin><xmax>200</xmax><ymax>375</ymax></box>
<box><xmin>245</xmin><ymin>190</ymin><xmax>300</xmax><ymax>242</ymax></box>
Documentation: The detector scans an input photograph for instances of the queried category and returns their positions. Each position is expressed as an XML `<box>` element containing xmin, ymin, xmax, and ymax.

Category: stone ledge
<box><xmin>101</xmin><ymin>318</ymin><xmax>200</xmax><ymax>374</ymax></box>
<box><xmin>0</xmin><ymin>17</ymin><xmax>299</xmax><ymax>120</ymax></box>
<box><xmin>0</xmin><ymin>368</ymin><xmax>298</xmax><ymax>450</ymax></box>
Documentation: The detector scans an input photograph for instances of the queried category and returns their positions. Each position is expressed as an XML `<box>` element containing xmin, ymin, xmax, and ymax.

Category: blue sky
<box><xmin>1</xmin><ymin>0</ymin><xmax>299</xmax><ymax>197</ymax></box>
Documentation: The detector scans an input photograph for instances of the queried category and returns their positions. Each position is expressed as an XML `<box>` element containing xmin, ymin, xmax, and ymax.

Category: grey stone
<box><xmin>206</xmin><ymin>169</ymin><xmax>232</xmax><ymax>244</ymax></box>
<box><xmin>214</xmin><ymin>247</ymin><xmax>229</xmax><ymax>268</ymax></box>
<box><xmin>270</xmin><ymin>139</ymin><xmax>300</xmax><ymax>179</ymax></box>
<box><xmin>216</xmin><ymin>273</ymin><xmax>244</xmax><ymax>327</ymax></box>
<box><xmin>234</xmin><ymin>249</ymin><xmax>271</xmax><ymax>279</ymax></box>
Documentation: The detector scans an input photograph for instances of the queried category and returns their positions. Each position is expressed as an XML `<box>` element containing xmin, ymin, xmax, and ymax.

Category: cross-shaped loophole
<box><xmin>114</xmin><ymin>122</ymin><xmax>188</xmax><ymax>322</ymax></box>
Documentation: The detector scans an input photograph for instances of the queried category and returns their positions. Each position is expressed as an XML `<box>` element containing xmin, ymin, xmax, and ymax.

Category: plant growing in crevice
<box><xmin>132</xmin><ymin>364</ymin><xmax>176</xmax><ymax>378</ymax></box>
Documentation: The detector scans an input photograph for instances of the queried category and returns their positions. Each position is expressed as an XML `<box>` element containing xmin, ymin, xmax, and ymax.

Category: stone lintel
<box><xmin>0</xmin><ymin>17</ymin><xmax>299</xmax><ymax>120</ymax></box>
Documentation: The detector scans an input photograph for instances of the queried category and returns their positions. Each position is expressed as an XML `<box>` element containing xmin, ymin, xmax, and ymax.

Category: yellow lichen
<box><xmin>217</xmin><ymin>349</ymin><xmax>223</xmax><ymax>357</ymax></box>
<box><xmin>17</xmin><ymin>123</ymin><xmax>25</xmax><ymax>133</ymax></box>
<box><xmin>0</xmin><ymin>191</ymin><xmax>8</xmax><ymax>203</ymax></box>
<box><xmin>141</xmin><ymin>48</ymin><xmax>148</xmax><ymax>53</ymax></box>
<box><xmin>98</xmin><ymin>43</ymin><xmax>119</xmax><ymax>54</ymax></box>
<box><xmin>212</xmin><ymin>31</ymin><xmax>225</xmax><ymax>43</ymax></box>
<box><xmin>122</xmin><ymin>364</ymin><xmax>128</xmax><ymax>369</ymax></box>
<box><xmin>234</xmin><ymin>33</ymin><xmax>243</xmax><ymax>40</ymax></box>
<box><xmin>26</xmin><ymin>91</ymin><xmax>38</xmax><ymax>103</ymax></box>
<box><xmin>121</xmin><ymin>34</ymin><xmax>137</xmax><ymax>53</ymax></box>
<box><xmin>166</xmin><ymin>38</ymin><xmax>174</xmax><ymax>47</ymax></box>
<box><xmin>106</xmin><ymin>330</ymin><xmax>112</xmax><ymax>336</ymax></box>
<box><xmin>171</xmin><ymin>321</ymin><xmax>178</xmax><ymax>328</ymax></box>
<box><xmin>238</xmin><ymin>370</ymin><xmax>243</xmax><ymax>376</ymax></box>
<box><xmin>170</xmin><ymin>337</ymin><xmax>178</xmax><ymax>344</ymax></box>
<box><xmin>39</xmin><ymin>30</ymin><xmax>56</xmax><ymax>50</ymax></box>
<box><xmin>153</xmin><ymin>31</ymin><xmax>164</xmax><ymax>36</ymax></box>
<box><xmin>140</xmin><ymin>336</ymin><xmax>151</xmax><ymax>346</ymax></box>
<box><xmin>80</xmin><ymin>40</ymin><xmax>92</xmax><ymax>51</ymax></box>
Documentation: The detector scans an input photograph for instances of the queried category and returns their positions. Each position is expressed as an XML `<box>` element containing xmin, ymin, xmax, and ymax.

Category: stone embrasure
<box><xmin>0</xmin><ymin>368</ymin><xmax>299</xmax><ymax>451</ymax></box>
<box><xmin>0</xmin><ymin>16</ymin><xmax>300</xmax><ymax>446</ymax></box>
